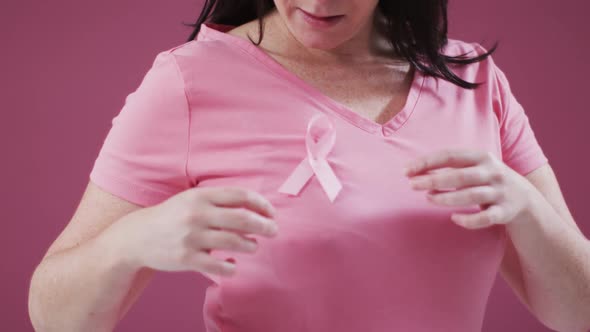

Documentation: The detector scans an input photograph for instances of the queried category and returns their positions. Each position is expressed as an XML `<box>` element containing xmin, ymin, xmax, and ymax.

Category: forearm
<box><xmin>506</xmin><ymin>191</ymin><xmax>590</xmax><ymax>332</ymax></box>
<box><xmin>28</xmin><ymin>220</ymin><xmax>141</xmax><ymax>332</ymax></box>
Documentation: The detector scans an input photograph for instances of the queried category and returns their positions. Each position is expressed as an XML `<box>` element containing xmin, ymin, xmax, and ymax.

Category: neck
<box><xmin>262</xmin><ymin>8</ymin><xmax>401</xmax><ymax>66</ymax></box>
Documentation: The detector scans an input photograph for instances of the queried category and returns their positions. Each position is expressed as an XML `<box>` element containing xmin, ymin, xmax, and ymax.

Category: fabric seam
<box><xmin>90</xmin><ymin>169</ymin><xmax>175</xmax><ymax>204</ymax></box>
<box><xmin>169</xmin><ymin>52</ymin><xmax>197</xmax><ymax>188</ymax></box>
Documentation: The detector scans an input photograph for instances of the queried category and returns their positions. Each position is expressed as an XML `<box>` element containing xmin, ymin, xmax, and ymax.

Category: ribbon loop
<box><xmin>278</xmin><ymin>113</ymin><xmax>343</xmax><ymax>202</ymax></box>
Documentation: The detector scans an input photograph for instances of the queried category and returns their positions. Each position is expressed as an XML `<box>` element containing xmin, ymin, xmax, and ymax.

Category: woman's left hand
<box><xmin>404</xmin><ymin>149</ymin><xmax>538</xmax><ymax>230</ymax></box>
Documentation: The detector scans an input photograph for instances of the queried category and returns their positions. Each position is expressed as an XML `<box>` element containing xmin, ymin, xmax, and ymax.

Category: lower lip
<box><xmin>300</xmin><ymin>10</ymin><xmax>344</xmax><ymax>29</ymax></box>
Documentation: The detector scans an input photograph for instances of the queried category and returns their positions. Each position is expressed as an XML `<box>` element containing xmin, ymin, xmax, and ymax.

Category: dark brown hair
<box><xmin>183</xmin><ymin>0</ymin><xmax>499</xmax><ymax>89</ymax></box>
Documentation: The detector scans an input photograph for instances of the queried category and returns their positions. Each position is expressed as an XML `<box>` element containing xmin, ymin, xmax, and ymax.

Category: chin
<box><xmin>275</xmin><ymin>7</ymin><xmax>353</xmax><ymax>51</ymax></box>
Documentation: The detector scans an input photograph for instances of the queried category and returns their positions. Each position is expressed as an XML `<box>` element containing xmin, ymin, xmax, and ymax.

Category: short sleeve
<box><xmin>89</xmin><ymin>51</ymin><xmax>192</xmax><ymax>207</ymax></box>
<box><xmin>486</xmin><ymin>48</ymin><xmax>549</xmax><ymax>176</ymax></box>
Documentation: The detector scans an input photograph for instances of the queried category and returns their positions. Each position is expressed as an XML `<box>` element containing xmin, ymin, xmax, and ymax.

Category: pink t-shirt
<box><xmin>89</xmin><ymin>22</ymin><xmax>548</xmax><ymax>332</ymax></box>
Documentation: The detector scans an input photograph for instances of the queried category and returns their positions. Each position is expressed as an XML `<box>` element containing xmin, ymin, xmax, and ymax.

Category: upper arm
<box><xmin>520</xmin><ymin>163</ymin><xmax>581</xmax><ymax>233</ymax></box>
<box><xmin>88</xmin><ymin>50</ymin><xmax>193</xmax><ymax>208</ymax></box>
<box><xmin>42</xmin><ymin>180</ymin><xmax>157</xmax><ymax>321</ymax></box>
<box><xmin>499</xmin><ymin>163</ymin><xmax>583</xmax><ymax>312</ymax></box>
<box><xmin>39</xmin><ymin>49</ymin><xmax>194</xmax><ymax>321</ymax></box>
<box><xmin>474</xmin><ymin>43</ymin><xmax>581</xmax><ymax>312</ymax></box>
<box><xmin>43</xmin><ymin>180</ymin><xmax>143</xmax><ymax>259</ymax></box>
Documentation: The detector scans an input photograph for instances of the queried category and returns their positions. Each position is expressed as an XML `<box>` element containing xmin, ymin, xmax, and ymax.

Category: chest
<box><xmin>195</xmin><ymin>52</ymin><xmax>506</xmax><ymax>332</ymax></box>
<box><xmin>225</xmin><ymin>25</ymin><xmax>415</xmax><ymax>126</ymax></box>
<box><xmin>267</xmin><ymin>55</ymin><xmax>414</xmax><ymax>125</ymax></box>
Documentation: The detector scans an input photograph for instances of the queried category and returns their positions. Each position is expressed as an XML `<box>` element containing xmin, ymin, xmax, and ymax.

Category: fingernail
<box><xmin>246</xmin><ymin>241</ymin><xmax>258</xmax><ymax>251</ymax></box>
<box><xmin>403</xmin><ymin>166</ymin><xmax>412</xmax><ymax>176</ymax></box>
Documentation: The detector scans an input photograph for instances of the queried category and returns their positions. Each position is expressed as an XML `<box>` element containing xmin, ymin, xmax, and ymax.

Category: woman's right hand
<box><xmin>107</xmin><ymin>186</ymin><xmax>279</xmax><ymax>277</ymax></box>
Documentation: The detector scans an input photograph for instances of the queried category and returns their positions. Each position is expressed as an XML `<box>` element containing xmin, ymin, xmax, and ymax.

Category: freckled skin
<box><xmin>226</xmin><ymin>3</ymin><xmax>415</xmax><ymax>125</ymax></box>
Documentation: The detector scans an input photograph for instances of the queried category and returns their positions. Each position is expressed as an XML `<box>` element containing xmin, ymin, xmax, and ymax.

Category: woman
<box><xmin>28</xmin><ymin>1</ymin><xmax>590</xmax><ymax>331</ymax></box>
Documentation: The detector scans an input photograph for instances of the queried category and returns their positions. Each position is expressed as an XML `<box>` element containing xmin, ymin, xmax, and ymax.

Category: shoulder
<box><xmin>148</xmin><ymin>40</ymin><xmax>225</xmax><ymax>64</ymax></box>
<box><xmin>165</xmin><ymin>38</ymin><xmax>237</xmax><ymax>58</ymax></box>
<box><xmin>444</xmin><ymin>38</ymin><xmax>482</xmax><ymax>54</ymax></box>
<box><xmin>161</xmin><ymin>33</ymin><xmax>248</xmax><ymax>66</ymax></box>
<box><xmin>442</xmin><ymin>39</ymin><xmax>527</xmax><ymax>130</ymax></box>
<box><xmin>448</xmin><ymin>38</ymin><xmax>497</xmax><ymax>63</ymax></box>
<box><xmin>147</xmin><ymin>35</ymin><xmax>253</xmax><ymax>88</ymax></box>
<box><xmin>439</xmin><ymin>38</ymin><xmax>502</xmax><ymax>88</ymax></box>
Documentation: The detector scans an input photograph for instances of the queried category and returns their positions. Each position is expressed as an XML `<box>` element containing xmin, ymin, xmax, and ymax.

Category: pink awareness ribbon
<box><xmin>278</xmin><ymin>113</ymin><xmax>342</xmax><ymax>202</ymax></box>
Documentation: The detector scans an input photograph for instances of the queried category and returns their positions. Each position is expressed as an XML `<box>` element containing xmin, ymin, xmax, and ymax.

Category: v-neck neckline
<box><xmin>197</xmin><ymin>22</ymin><xmax>427</xmax><ymax>137</ymax></box>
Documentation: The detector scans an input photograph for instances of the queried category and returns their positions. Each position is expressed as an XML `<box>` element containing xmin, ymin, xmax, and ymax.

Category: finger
<box><xmin>405</xmin><ymin>149</ymin><xmax>487</xmax><ymax>176</ymax></box>
<box><xmin>191</xmin><ymin>251</ymin><xmax>236</xmax><ymax>276</ymax></box>
<box><xmin>427</xmin><ymin>186</ymin><xmax>500</xmax><ymax>206</ymax></box>
<box><xmin>198</xmin><ymin>229</ymin><xmax>259</xmax><ymax>253</ymax></box>
<box><xmin>208</xmin><ymin>207</ymin><xmax>278</xmax><ymax>237</ymax></box>
<box><xmin>204</xmin><ymin>186</ymin><xmax>276</xmax><ymax>219</ymax></box>
<box><xmin>451</xmin><ymin>205</ymin><xmax>503</xmax><ymax>229</ymax></box>
<box><xmin>410</xmin><ymin>166</ymin><xmax>494</xmax><ymax>191</ymax></box>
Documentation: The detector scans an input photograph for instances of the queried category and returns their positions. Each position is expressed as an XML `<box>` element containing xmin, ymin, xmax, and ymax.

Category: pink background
<box><xmin>1</xmin><ymin>0</ymin><xmax>588</xmax><ymax>331</ymax></box>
